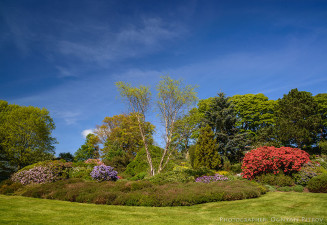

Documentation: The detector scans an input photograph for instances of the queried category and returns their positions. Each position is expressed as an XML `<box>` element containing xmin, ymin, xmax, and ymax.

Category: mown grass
<box><xmin>1</xmin><ymin>192</ymin><xmax>326</xmax><ymax>225</ymax></box>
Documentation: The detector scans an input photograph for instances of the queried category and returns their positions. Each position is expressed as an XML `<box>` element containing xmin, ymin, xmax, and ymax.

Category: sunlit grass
<box><xmin>1</xmin><ymin>192</ymin><xmax>326</xmax><ymax>225</ymax></box>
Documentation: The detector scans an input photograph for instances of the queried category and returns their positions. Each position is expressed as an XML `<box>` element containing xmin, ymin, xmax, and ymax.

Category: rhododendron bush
<box><xmin>242</xmin><ymin>146</ymin><xmax>310</xmax><ymax>180</ymax></box>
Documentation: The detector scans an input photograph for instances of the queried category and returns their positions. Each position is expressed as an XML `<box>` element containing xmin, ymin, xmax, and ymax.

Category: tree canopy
<box><xmin>0</xmin><ymin>100</ymin><xmax>56</xmax><ymax>170</ymax></box>
<box><xmin>74</xmin><ymin>133</ymin><xmax>100</xmax><ymax>162</ymax></box>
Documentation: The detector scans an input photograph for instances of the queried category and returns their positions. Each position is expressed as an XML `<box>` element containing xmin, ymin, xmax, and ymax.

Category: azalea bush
<box><xmin>195</xmin><ymin>174</ymin><xmax>228</xmax><ymax>183</ymax></box>
<box><xmin>11</xmin><ymin>160</ymin><xmax>70</xmax><ymax>185</ymax></box>
<box><xmin>293</xmin><ymin>161</ymin><xmax>326</xmax><ymax>185</ymax></box>
<box><xmin>242</xmin><ymin>146</ymin><xmax>310</xmax><ymax>180</ymax></box>
<box><xmin>90</xmin><ymin>165</ymin><xmax>118</xmax><ymax>181</ymax></box>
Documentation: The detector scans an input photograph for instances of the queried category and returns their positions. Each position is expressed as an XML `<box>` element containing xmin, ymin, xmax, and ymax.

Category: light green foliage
<box><xmin>230</xmin><ymin>93</ymin><xmax>276</xmax><ymax>134</ymax></box>
<box><xmin>173</xmin><ymin>108</ymin><xmax>201</xmax><ymax>155</ymax></box>
<box><xmin>156</xmin><ymin>76</ymin><xmax>198</xmax><ymax>173</ymax></box>
<box><xmin>0</xmin><ymin>100</ymin><xmax>56</xmax><ymax>170</ymax></box>
<box><xmin>275</xmin><ymin>89</ymin><xmax>321</xmax><ymax>149</ymax></box>
<box><xmin>194</xmin><ymin>125</ymin><xmax>220</xmax><ymax>169</ymax></box>
<box><xmin>115</xmin><ymin>81</ymin><xmax>155</xmax><ymax>175</ymax></box>
<box><xmin>74</xmin><ymin>134</ymin><xmax>100</xmax><ymax>162</ymax></box>
<box><xmin>124</xmin><ymin>146</ymin><xmax>170</xmax><ymax>177</ymax></box>
<box><xmin>96</xmin><ymin>113</ymin><xmax>154</xmax><ymax>172</ymax></box>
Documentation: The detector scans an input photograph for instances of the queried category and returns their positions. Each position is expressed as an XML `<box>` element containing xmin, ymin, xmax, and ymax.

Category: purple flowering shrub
<box><xmin>293</xmin><ymin>162</ymin><xmax>323</xmax><ymax>185</ymax></box>
<box><xmin>90</xmin><ymin>165</ymin><xmax>118</xmax><ymax>181</ymax></box>
<box><xmin>11</xmin><ymin>160</ymin><xmax>70</xmax><ymax>185</ymax></box>
<box><xmin>11</xmin><ymin>166</ymin><xmax>62</xmax><ymax>185</ymax></box>
<box><xmin>195</xmin><ymin>174</ymin><xmax>229</xmax><ymax>183</ymax></box>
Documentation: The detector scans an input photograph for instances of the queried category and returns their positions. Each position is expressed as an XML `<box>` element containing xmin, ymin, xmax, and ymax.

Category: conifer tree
<box><xmin>204</xmin><ymin>92</ymin><xmax>248</xmax><ymax>162</ymax></box>
<box><xmin>194</xmin><ymin>125</ymin><xmax>220</xmax><ymax>169</ymax></box>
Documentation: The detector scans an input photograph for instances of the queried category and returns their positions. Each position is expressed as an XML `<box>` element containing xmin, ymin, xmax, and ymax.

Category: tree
<box><xmin>314</xmin><ymin>93</ymin><xmax>327</xmax><ymax>140</ymax></box>
<box><xmin>275</xmin><ymin>89</ymin><xmax>321</xmax><ymax>149</ymax></box>
<box><xmin>116</xmin><ymin>82</ymin><xmax>155</xmax><ymax>175</ymax></box>
<box><xmin>230</xmin><ymin>93</ymin><xmax>277</xmax><ymax>147</ymax></box>
<box><xmin>173</xmin><ymin>108</ymin><xmax>201</xmax><ymax>157</ymax></box>
<box><xmin>194</xmin><ymin>125</ymin><xmax>221</xmax><ymax>169</ymax></box>
<box><xmin>74</xmin><ymin>133</ymin><xmax>100</xmax><ymax>162</ymax></box>
<box><xmin>204</xmin><ymin>93</ymin><xmax>248</xmax><ymax>162</ymax></box>
<box><xmin>230</xmin><ymin>94</ymin><xmax>276</xmax><ymax>134</ymax></box>
<box><xmin>156</xmin><ymin>76</ymin><xmax>198</xmax><ymax>173</ymax></box>
<box><xmin>58</xmin><ymin>152</ymin><xmax>74</xmax><ymax>162</ymax></box>
<box><xmin>95</xmin><ymin>113</ymin><xmax>154</xmax><ymax>172</ymax></box>
<box><xmin>96</xmin><ymin>113</ymin><xmax>154</xmax><ymax>158</ymax></box>
<box><xmin>0</xmin><ymin>100</ymin><xmax>56</xmax><ymax>170</ymax></box>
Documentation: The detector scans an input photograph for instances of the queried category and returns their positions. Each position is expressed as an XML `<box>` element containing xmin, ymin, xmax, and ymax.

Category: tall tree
<box><xmin>194</xmin><ymin>125</ymin><xmax>220</xmax><ymax>169</ymax></box>
<box><xmin>116</xmin><ymin>82</ymin><xmax>155</xmax><ymax>175</ymax></box>
<box><xmin>74</xmin><ymin>133</ymin><xmax>100</xmax><ymax>162</ymax></box>
<box><xmin>96</xmin><ymin>113</ymin><xmax>154</xmax><ymax>157</ymax></box>
<box><xmin>230</xmin><ymin>93</ymin><xmax>277</xmax><ymax>147</ymax></box>
<box><xmin>314</xmin><ymin>93</ymin><xmax>327</xmax><ymax>139</ymax></box>
<box><xmin>173</xmin><ymin>108</ymin><xmax>201</xmax><ymax>157</ymax></box>
<box><xmin>204</xmin><ymin>93</ymin><xmax>248</xmax><ymax>162</ymax></box>
<box><xmin>275</xmin><ymin>88</ymin><xmax>321</xmax><ymax>149</ymax></box>
<box><xmin>0</xmin><ymin>100</ymin><xmax>56</xmax><ymax>170</ymax></box>
<box><xmin>156</xmin><ymin>76</ymin><xmax>198</xmax><ymax>173</ymax></box>
<box><xmin>58</xmin><ymin>152</ymin><xmax>74</xmax><ymax>162</ymax></box>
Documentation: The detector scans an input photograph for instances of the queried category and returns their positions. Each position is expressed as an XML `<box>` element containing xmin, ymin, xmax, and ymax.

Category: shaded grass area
<box><xmin>10</xmin><ymin>179</ymin><xmax>266</xmax><ymax>206</ymax></box>
<box><xmin>1</xmin><ymin>192</ymin><xmax>326</xmax><ymax>225</ymax></box>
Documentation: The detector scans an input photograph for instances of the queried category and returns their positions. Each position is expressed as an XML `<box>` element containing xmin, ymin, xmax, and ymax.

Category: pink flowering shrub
<box><xmin>11</xmin><ymin>160</ymin><xmax>70</xmax><ymax>185</ymax></box>
<box><xmin>242</xmin><ymin>146</ymin><xmax>310</xmax><ymax>180</ymax></box>
<box><xmin>84</xmin><ymin>159</ymin><xmax>105</xmax><ymax>166</ymax></box>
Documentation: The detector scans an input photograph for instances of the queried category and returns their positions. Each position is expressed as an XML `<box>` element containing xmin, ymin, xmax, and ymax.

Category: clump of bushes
<box><xmin>11</xmin><ymin>160</ymin><xmax>70</xmax><ymax>185</ymax></box>
<box><xmin>90</xmin><ymin>165</ymin><xmax>118</xmax><ymax>181</ymax></box>
<box><xmin>242</xmin><ymin>146</ymin><xmax>310</xmax><ymax>180</ymax></box>
<box><xmin>195</xmin><ymin>174</ymin><xmax>228</xmax><ymax>183</ymax></box>
<box><xmin>293</xmin><ymin>162</ymin><xmax>324</xmax><ymax>186</ymax></box>
<box><xmin>255</xmin><ymin>173</ymin><xmax>295</xmax><ymax>187</ymax></box>
<box><xmin>0</xmin><ymin>179</ymin><xmax>23</xmax><ymax>194</ymax></box>
<box><xmin>307</xmin><ymin>174</ymin><xmax>327</xmax><ymax>193</ymax></box>
<box><xmin>14</xmin><ymin>179</ymin><xmax>266</xmax><ymax>207</ymax></box>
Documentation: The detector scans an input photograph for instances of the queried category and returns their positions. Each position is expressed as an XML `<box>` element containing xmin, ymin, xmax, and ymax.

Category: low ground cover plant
<box><xmin>7</xmin><ymin>179</ymin><xmax>266</xmax><ymax>206</ymax></box>
<box><xmin>195</xmin><ymin>174</ymin><xmax>228</xmax><ymax>183</ymax></box>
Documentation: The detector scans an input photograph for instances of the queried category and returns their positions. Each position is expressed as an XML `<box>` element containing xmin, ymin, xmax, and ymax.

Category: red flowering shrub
<box><xmin>242</xmin><ymin>146</ymin><xmax>310</xmax><ymax>180</ymax></box>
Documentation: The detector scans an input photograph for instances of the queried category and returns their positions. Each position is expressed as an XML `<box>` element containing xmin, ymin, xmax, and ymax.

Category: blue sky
<box><xmin>1</xmin><ymin>0</ymin><xmax>327</xmax><ymax>155</ymax></box>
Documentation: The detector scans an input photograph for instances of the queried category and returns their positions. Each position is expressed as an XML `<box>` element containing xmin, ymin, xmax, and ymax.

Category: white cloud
<box><xmin>81</xmin><ymin>129</ymin><xmax>94</xmax><ymax>138</ymax></box>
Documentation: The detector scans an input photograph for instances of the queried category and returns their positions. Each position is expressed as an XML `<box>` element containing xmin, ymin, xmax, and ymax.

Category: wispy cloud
<box><xmin>56</xmin><ymin>17</ymin><xmax>185</xmax><ymax>65</ymax></box>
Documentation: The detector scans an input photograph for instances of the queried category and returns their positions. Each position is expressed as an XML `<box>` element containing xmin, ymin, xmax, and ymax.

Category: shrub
<box><xmin>124</xmin><ymin>146</ymin><xmax>173</xmax><ymax>177</ymax></box>
<box><xmin>0</xmin><ymin>181</ymin><xmax>23</xmax><ymax>194</ymax></box>
<box><xmin>307</xmin><ymin>174</ymin><xmax>327</xmax><ymax>193</ymax></box>
<box><xmin>90</xmin><ymin>165</ymin><xmax>118</xmax><ymax>181</ymax></box>
<box><xmin>146</xmin><ymin>170</ymin><xmax>194</xmax><ymax>185</ymax></box>
<box><xmin>231</xmin><ymin>163</ymin><xmax>242</xmax><ymax>174</ymax></box>
<box><xmin>293</xmin><ymin>185</ymin><xmax>304</xmax><ymax>192</ymax></box>
<box><xmin>277</xmin><ymin>186</ymin><xmax>292</xmax><ymax>192</ymax></box>
<box><xmin>128</xmin><ymin>172</ymin><xmax>147</xmax><ymax>181</ymax></box>
<box><xmin>183</xmin><ymin>167</ymin><xmax>215</xmax><ymax>178</ymax></box>
<box><xmin>293</xmin><ymin>162</ymin><xmax>323</xmax><ymax>186</ymax></box>
<box><xmin>69</xmin><ymin>166</ymin><xmax>93</xmax><ymax>180</ymax></box>
<box><xmin>255</xmin><ymin>173</ymin><xmax>294</xmax><ymax>187</ymax></box>
<box><xmin>16</xmin><ymin>179</ymin><xmax>266</xmax><ymax>207</ymax></box>
<box><xmin>84</xmin><ymin>159</ymin><xmax>105</xmax><ymax>166</ymax></box>
<box><xmin>264</xmin><ymin>184</ymin><xmax>276</xmax><ymax>192</ymax></box>
<box><xmin>242</xmin><ymin>146</ymin><xmax>310</xmax><ymax>180</ymax></box>
<box><xmin>11</xmin><ymin>160</ymin><xmax>70</xmax><ymax>185</ymax></box>
<box><xmin>195</xmin><ymin>174</ymin><xmax>228</xmax><ymax>183</ymax></box>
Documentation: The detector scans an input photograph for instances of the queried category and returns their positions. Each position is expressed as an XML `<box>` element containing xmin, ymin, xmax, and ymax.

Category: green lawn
<box><xmin>1</xmin><ymin>192</ymin><xmax>326</xmax><ymax>225</ymax></box>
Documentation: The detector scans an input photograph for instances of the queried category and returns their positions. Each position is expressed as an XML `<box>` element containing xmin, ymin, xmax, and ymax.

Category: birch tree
<box><xmin>115</xmin><ymin>82</ymin><xmax>155</xmax><ymax>176</ymax></box>
<box><xmin>157</xmin><ymin>76</ymin><xmax>198</xmax><ymax>173</ymax></box>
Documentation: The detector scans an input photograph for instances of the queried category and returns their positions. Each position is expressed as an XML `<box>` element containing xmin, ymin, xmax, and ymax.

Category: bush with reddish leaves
<box><xmin>242</xmin><ymin>146</ymin><xmax>310</xmax><ymax>180</ymax></box>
